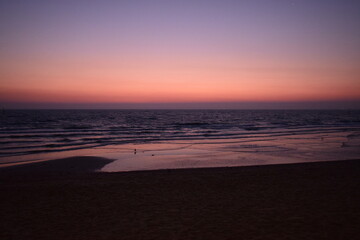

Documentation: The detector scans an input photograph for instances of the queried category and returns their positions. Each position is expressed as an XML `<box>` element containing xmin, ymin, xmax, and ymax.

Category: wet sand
<box><xmin>0</xmin><ymin>158</ymin><xmax>359</xmax><ymax>240</ymax></box>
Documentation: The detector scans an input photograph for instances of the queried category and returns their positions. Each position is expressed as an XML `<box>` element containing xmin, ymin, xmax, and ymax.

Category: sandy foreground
<box><xmin>0</xmin><ymin>157</ymin><xmax>359</xmax><ymax>240</ymax></box>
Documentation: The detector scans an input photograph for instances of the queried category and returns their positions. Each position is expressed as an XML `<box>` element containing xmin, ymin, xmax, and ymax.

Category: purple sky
<box><xmin>1</xmin><ymin>0</ymin><xmax>360</xmax><ymax>109</ymax></box>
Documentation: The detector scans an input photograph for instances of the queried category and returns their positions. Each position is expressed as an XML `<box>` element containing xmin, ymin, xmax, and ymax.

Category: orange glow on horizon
<box><xmin>1</xmin><ymin>1</ymin><xmax>360</xmax><ymax>108</ymax></box>
<box><xmin>1</xmin><ymin>54</ymin><xmax>360</xmax><ymax>104</ymax></box>
<box><xmin>2</xmin><ymin>33</ymin><xmax>360</xmax><ymax>106</ymax></box>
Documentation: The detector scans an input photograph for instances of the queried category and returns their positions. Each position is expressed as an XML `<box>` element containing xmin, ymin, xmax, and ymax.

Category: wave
<box><xmin>1</xmin><ymin>110</ymin><xmax>360</xmax><ymax>158</ymax></box>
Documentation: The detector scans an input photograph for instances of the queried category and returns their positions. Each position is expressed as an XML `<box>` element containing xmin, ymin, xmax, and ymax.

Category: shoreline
<box><xmin>1</xmin><ymin>154</ymin><xmax>359</xmax><ymax>174</ymax></box>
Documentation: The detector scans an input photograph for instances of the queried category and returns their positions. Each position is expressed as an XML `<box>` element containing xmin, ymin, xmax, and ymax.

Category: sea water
<box><xmin>1</xmin><ymin>110</ymin><xmax>360</xmax><ymax>171</ymax></box>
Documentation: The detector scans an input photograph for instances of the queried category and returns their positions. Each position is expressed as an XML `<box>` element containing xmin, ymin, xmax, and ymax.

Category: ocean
<box><xmin>1</xmin><ymin>109</ymin><xmax>360</xmax><ymax>171</ymax></box>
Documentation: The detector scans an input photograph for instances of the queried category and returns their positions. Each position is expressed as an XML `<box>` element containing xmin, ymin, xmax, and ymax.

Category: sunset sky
<box><xmin>1</xmin><ymin>0</ymin><xmax>359</xmax><ymax>109</ymax></box>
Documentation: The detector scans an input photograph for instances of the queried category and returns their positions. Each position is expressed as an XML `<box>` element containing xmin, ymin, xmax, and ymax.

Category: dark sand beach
<box><xmin>1</xmin><ymin>158</ymin><xmax>359</xmax><ymax>240</ymax></box>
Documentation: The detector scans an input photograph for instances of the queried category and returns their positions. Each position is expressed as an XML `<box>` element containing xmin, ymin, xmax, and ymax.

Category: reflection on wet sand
<box><xmin>1</xmin><ymin>131</ymin><xmax>360</xmax><ymax>172</ymax></box>
<box><xmin>100</xmin><ymin>131</ymin><xmax>360</xmax><ymax>172</ymax></box>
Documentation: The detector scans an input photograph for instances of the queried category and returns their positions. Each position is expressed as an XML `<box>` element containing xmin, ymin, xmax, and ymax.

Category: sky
<box><xmin>0</xmin><ymin>0</ymin><xmax>360</xmax><ymax>109</ymax></box>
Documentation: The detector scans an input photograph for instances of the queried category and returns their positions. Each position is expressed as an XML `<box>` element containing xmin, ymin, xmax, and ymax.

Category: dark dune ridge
<box><xmin>0</xmin><ymin>156</ymin><xmax>113</xmax><ymax>175</ymax></box>
<box><xmin>0</xmin><ymin>158</ymin><xmax>359</xmax><ymax>240</ymax></box>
